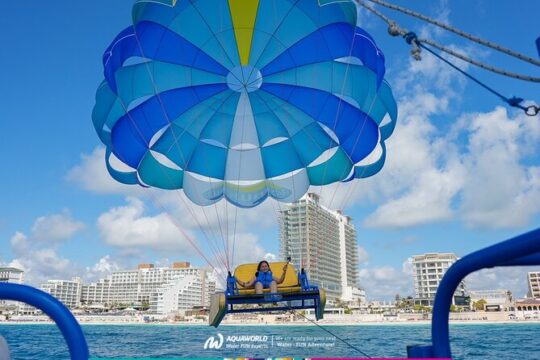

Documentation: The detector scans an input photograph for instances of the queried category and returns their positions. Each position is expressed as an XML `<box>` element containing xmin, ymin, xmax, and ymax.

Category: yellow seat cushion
<box><xmin>234</xmin><ymin>262</ymin><xmax>299</xmax><ymax>295</ymax></box>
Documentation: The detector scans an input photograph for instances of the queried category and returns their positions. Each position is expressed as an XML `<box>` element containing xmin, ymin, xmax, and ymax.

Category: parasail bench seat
<box><xmin>209</xmin><ymin>262</ymin><xmax>326</xmax><ymax>327</ymax></box>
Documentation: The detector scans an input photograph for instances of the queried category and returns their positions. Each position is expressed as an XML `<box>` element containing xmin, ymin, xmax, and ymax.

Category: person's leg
<box><xmin>269</xmin><ymin>281</ymin><xmax>279</xmax><ymax>305</ymax></box>
<box><xmin>255</xmin><ymin>282</ymin><xmax>263</xmax><ymax>294</ymax></box>
<box><xmin>270</xmin><ymin>280</ymin><xmax>277</xmax><ymax>293</ymax></box>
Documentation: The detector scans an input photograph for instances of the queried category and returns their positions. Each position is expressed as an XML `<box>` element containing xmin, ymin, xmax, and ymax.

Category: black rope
<box><xmin>356</xmin><ymin>0</ymin><xmax>540</xmax><ymax>116</ymax></box>
<box><xmin>285</xmin><ymin>304</ymin><xmax>372</xmax><ymax>358</ymax></box>
<box><xmin>363</xmin><ymin>0</ymin><xmax>540</xmax><ymax>67</ymax></box>
<box><xmin>415</xmin><ymin>38</ymin><xmax>539</xmax><ymax>117</ymax></box>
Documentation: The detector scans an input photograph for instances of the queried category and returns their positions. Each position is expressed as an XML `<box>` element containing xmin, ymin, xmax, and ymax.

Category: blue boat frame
<box><xmin>408</xmin><ymin>227</ymin><xmax>540</xmax><ymax>358</ymax></box>
<box><xmin>0</xmin><ymin>283</ymin><xmax>89</xmax><ymax>360</ymax></box>
<box><xmin>1</xmin><ymin>228</ymin><xmax>539</xmax><ymax>359</ymax></box>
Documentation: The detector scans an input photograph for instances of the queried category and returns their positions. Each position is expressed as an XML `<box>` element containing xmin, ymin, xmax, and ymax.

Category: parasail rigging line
<box><xmin>128</xmin><ymin>27</ymin><xmax>235</xmax><ymax>273</ymax></box>
<box><xmin>285</xmin><ymin>304</ymin><xmax>372</xmax><ymax>358</ymax></box>
<box><xmin>95</xmin><ymin>0</ymin><xmax>399</xmax><ymax>279</ymax></box>
<box><xmin>229</xmin><ymin>89</ymin><xmax>250</xmax><ymax>271</ymax></box>
<box><xmin>316</xmin><ymin>22</ymin><xmax>357</xmax><ymax>208</ymax></box>
<box><xmin>363</xmin><ymin>0</ymin><xmax>540</xmax><ymax>67</ymax></box>
<box><xmin>418</xmin><ymin>40</ymin><xmax>540</xmax><ymax>117</ymax></box>
<box><xmin>252</xmin><ymin>89</ymin><xmax>334</xmax><ymax>269</ymax></box>
<box><xmin>218</xmin><ymin>0</ymin><xmax>232</xmax><ymax>275</ymax></box>
<box><xmin>330</xmin><ymin>94</ymin><xmax>381</xmax><ymax>212</ymax></box>
<box><xmin>412</xmin><ymin>35</ymin><xmax>540</xmax><ymax>83</ymax></box>
<box><xmin>240</xmin><ymin>0</ymin><xmax>299</xmax><ymax>90</ymax></box>
<box><xmin>356</xmin><ymin>0</ymin><xmax>540</xmax><ymax>116</ymax></box>
<box><xmin>190</xmin><ymin>2</ymin><xmax>252</xmax><ymax>273</ymax></box>
<box><xmin>100</xmin><ymin>31</ymin><xmax>229</xmax><ymax>274</ymax></box>
<box><xmin>106</xmin><ymin>103</ymin><xmax>222</xmax><ymax>275</ymax></box>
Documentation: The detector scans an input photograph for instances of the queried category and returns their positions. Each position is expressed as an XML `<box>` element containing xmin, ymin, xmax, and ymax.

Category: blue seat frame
<box><xmin>224</xmin><ymin>269</ymin><xmax>323</xmax><ymax>316</ymax></box>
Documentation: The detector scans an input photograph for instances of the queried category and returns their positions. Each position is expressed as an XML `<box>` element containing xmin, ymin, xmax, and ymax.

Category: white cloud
<box><xmin>8</xmin><ymin>231</ymin><xmax>75</xmax><ymax>285</ymax></box>
<box><xmin>230</xmin><ymin>233</ymin><xmax>268</xmax><ymax>268</ymax></box>
<box><xmin>465</xmin><ymin>267</ymin><xmax>540</xmax><ymax>298</ymax></box>
<box><xmin>69</xmin><ymin>147</ymin><xmax>281</xmax><ymax>252</ymax></box>
<box><xmin>66</xmin><ymin>146</ymin><xmax>143</xmax><ymax>195</ymax></box>
<box><xmin>329</xmin><ymin>16</ymin><xmax>540</xmax><ymax>231</ymax></box>
<box><xmin>85</xmin><ymin>255</ymin><xmax>121</xmax><ymax>282</ymax></box>
<box><xmin>96</xmin><ymin>197</ymin><xmax>196</xmax><ymax>254</ymax></box>
<box><xmin>7</xmin><ymin>259</ymin><xmax>26</xmax><ymax>272</ymax></box>
<box><xmin>361</xmin><ymin>104</ymin><xmax>540</xmax><ymax>230</ymax></box>
<box><xmin>4</xmin><ymin>212</ymin><xmax>86</xmax><ymax>285</ymax></box>
<box><xmin>10</xmin><ymin>232</ymin><xmax>29</xmax><ymax>255</ymax></box>
<box><xmin>359</xmin><ymin>260</ymin><xmax>414</xmax><ymax>301</ymax></box>
<box><xmin>364</xmin><ymin>166</ymin><xmax>464</xmax><ymax>228</ymax></box>
<box><xmin>357</xmin><ymin>89</ymin><xmax>465</xmax><ymax>228</ymax></box>
<box><xmin>31</xmin><ymin>211</ymin><xmax>85</xmax><ymax>242</ymax></box>
<box><xmin>264</xmin><ymin>253</ymin><xmax>277</xmax><ymax>261</ymax></box>
<box><xmin>358</xmin><ymin>246</ymin><xmax>369</xmax><ymax>264</ymax></box>
<box><xmin>459</xmin><ymin>108</ymin><xmax>540</xmax><ymax>228</ymax></box>
<box><xmin>32</xmin><ymin>249</ymin><xmax>72</xmax><ymax>277</ymax></box>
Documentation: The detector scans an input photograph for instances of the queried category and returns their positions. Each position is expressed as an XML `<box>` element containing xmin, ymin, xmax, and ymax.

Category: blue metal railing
<box><xmin>408</xmin><ymin>227</ymin><xmax>540</xmax><ymax>358</ymax></box>
<box><xmin>0</xmin><ymin>283</ymin><xmax>89</xmax><ymax>360</ymax></box>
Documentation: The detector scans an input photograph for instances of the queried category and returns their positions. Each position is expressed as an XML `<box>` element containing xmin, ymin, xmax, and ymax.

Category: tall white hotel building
<box><xmin>528</xmin><ymin>271</ymin><xmax>540</xmax><ymax>298</ymax></box>
<box><xmin>412</xmin><ymin>253</ymin><xmax>466</xmax><ymax>306</ymax></box>
<box><xmin>279</xmin><ymin>193</ymin><xmax>365</xmax><ymax>305</ymax></box>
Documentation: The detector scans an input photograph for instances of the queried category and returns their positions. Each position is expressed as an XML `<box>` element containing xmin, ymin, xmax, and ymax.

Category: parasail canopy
<box><xmin>92</xmin><ymin>0</ymin><xmax>398</xmax><ymax>208</ymax></box>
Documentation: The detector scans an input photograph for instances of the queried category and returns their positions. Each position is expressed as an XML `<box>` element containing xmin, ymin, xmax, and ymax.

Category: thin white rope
<box><xmin>129</xmin><ymin>25</ymin><xmax>231</xmax><ymax>273</ymax></box>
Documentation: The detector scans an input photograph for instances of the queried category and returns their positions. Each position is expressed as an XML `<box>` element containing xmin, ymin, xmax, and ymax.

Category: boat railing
<box><xmin>0</xmin><ymin>283</ymin><xmax>89</xmax><ymax>360</ymax></box>
<box><xmin>407</xmin><ymin>227</ymin><xmax>540</xmax><ymax>358</ymax></box>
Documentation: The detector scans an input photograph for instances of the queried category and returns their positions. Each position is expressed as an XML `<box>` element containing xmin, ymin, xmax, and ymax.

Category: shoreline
<box><xmin>1</xmin><ymin>319</ymin><xmax>540</xmax><ymax>326</ymax></box>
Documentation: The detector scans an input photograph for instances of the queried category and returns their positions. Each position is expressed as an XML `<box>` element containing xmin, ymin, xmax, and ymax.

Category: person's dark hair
<box><xmin>257</xmin><ymin>260</ymin><xmax>270</xmax><ymax>272</ymax></box>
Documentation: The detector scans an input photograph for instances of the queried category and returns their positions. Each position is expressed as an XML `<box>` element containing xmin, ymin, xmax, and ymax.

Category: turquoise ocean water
<box><xmin>1</xmin><ymin>323</ymin><xmax>538</xmax><ymax>359</ymax></box>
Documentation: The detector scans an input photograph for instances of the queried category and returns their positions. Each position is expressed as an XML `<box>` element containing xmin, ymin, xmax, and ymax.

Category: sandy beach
<box><xmin>2</xmin><ymin>314</ymin><xmax>540</xmax><ymax>327</ymax></box>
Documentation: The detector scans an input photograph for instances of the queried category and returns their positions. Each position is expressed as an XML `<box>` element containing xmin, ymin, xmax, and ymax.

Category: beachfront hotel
<box><xmin>40</xmin><ymin>277</ymin><xmax>83</xmax><ymax>309</ymax></box>
<box><xmin>0</xmin><ymin>268</ymin><xmax>24</xmax><ymax>284</ymax></box>
<box><xmin>0</xmin><ymin>267</ymin><xmax>24</xmax><ymax>314</ymax></box>
<box><xmin>468</xmin><ymin>289</ymin><xmax>513</xmax><ymax>311</ymax></box>
<box><xmin>279</xmin><ymin>193</ymin><xmax>365</xmax><ymax>305</ymax></box>
<box><xmin>14</xmin><ymin>263</ymin><xmax>216</xmax><ymax>314</ymax></box>
<box><xmin>80</xmin><ymin>262</ymin><xmax>216</xmax><ymax>313</ymax></box>
<box><xmin>150</xmin><ymin>272</ymin><xmax>216</xmax><ymax>314</ymax></box>
<box><xmin>81</xmin><ymin>278</ymin><xmax>111</xmax><ymax>305</ymax></box>
<box><xmin>527</xmin><ymin>271</ymin><xmax>540</xmax><ymax>298</ymax></box>
<box><xmin>412</xmin><ymin>253</ymin><xmax>466</xmax><ymax>307</ymax></box>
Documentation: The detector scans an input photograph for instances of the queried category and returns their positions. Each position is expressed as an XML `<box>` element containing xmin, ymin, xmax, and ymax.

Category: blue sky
<box><xmin>1</xmin><ymin>0</ymin><xmax>539</xmax><ymax>301</ymax></box>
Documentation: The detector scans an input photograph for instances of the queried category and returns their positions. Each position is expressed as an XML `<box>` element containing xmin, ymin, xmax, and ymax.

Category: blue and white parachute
<box><xmin>92</xmin><ymin>0</ymin><xmax>397</xmax><ymax>208</ymax></box>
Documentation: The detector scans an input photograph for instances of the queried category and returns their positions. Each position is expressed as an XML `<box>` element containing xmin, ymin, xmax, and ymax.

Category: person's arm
<box><xmin>237</xmin><ymin>276</ymin><xmax>255</xmax><ymax>288</ymax></box>
<box><xmin>276</xmin><ymin>263</ymin><xmax>288</xmax><ymax>284</ymax></box>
